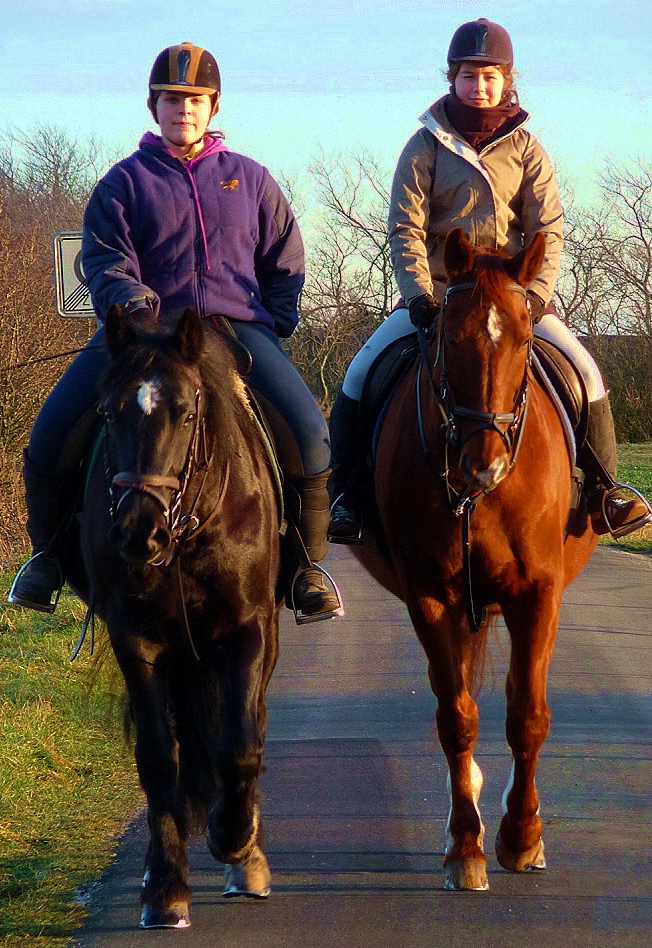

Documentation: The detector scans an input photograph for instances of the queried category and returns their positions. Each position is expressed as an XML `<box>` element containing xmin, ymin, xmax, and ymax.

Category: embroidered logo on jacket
<box><xmin>220</xmin><ymin>179</ymin><xmax>240</xmax><ymax>190</ymax></box>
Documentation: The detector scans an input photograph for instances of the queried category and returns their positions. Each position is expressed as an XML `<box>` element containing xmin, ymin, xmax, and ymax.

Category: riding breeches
<box><xmin>28</xmin><ymin>320</ymin><xmax>330</xmax><ymax>478</ymax></box>
<box><xmin>341</xmin><ymin>307</ymin><xmax>606</xmax><ymax>403</ymax></box>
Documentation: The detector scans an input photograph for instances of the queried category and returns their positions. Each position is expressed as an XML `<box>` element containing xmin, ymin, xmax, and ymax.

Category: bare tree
<box><xmin>307</xmin><ymin>148</ymin><xmax>394</xmax><ymax>320</ymax></box>
<box><xmin>286</xmin><ymin>150</ymin><xmax>395</xmax><ymax>411</ymax></box>
<box><xmin>0</xmin><ymin>127</ymin><xmax>107</xmax><ymax>561</ymax></box>
<box><xmin>557</xmin><ymin>160</ymin><xmax>652</xmax><ymax>440</ymax></box>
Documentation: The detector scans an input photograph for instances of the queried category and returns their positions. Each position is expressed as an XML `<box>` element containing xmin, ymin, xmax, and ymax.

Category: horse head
<box><xmin>438</xmin><ymin>227</ymin><xmax>546</xmax><ymax>496</ymax></box>
<box><xmin>100</xmin><ymin>306</ymin><xmax>207</xmax><ymax>566</ymax></box>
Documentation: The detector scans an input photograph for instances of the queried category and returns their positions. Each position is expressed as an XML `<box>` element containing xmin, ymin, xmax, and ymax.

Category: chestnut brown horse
<box><xmin>65</xmin><ymin>307</ymin><xmax>282</xmax><ymax>928</ymax></box>
<box><xmin>353</xmin><ymin>228</ymin><xmax>598</xmax><ymax>890</ymax></box>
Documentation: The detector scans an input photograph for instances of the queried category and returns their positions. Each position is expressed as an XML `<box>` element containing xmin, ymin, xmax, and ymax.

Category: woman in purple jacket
<box><xmin>9</xmin><ymin>42</ymin><xmax>341</xmax><ymax>622</ymax></box>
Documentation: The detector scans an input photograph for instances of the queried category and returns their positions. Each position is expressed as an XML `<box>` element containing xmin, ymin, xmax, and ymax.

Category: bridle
<box><xmin>100</xmin><ymin>386</ymin><xmax>228</xmax><ymax>567</ymax></box>
<box><xmin>418</xmin><ymin>277</ymin><xmax>533</xmax><ymax>510</ymax></box>
<box><xmin>416</xmin><ymin>276</ymin><xmax>534</xmax><ymax>633</ymax></box>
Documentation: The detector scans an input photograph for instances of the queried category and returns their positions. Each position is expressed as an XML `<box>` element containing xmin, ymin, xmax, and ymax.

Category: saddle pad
<box><xmin>532</xmin><ymin>337</ymin><xmax>589</xmax><ymax>451</ymax></box>
<box><xmin>359</xmin><ymin>333</ymin><xmax>420</xmax><ymax>441</ymax></box>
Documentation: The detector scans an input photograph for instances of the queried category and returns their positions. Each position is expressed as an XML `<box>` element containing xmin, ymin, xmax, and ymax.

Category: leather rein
<box><xmin>416</xmin><ymin>277</ymin><xmax>533</xmax><ymax>632</ymax></box>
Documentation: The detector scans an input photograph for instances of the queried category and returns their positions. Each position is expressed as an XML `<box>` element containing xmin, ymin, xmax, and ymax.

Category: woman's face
<box><xmin>156</xmin><ymin>91</ymin><xmax>213</xmax><ymax>151</ymax></box>
<box><xmin>454</xmin><ymin>62</ymin><xmax>506</xmax><ymax>108</ymax></box>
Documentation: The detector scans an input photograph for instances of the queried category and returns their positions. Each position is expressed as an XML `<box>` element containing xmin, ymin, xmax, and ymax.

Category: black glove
<box><xmin>408</xmin><ymin>294</ymin><xmax>441</xmax><ymax>330</ymax></box>
<box><xmin>526</xmin><ymin>291</ymin><xmax>546</xmax><ymax>323</ymax></box>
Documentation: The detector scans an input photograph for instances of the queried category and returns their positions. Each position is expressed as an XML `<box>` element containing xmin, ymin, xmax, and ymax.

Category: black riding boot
<box><xmin>285</xmin><ymin>469</ymin><xmax>344</xmax><ymax>623</ymax></box>
<box><xmin>327</xmin><ymin>390</ymin><xmax>363</xmax><ymax>544</ymax></box>
<box><xmin>583</xmin><ymin>395</ymin><xmax>652</xmax><ymax>538</ymax></box>
<box><xmin>8</xmin><ymin>451</ymin><xmax>73</xmax><ymax>613</ymax></box>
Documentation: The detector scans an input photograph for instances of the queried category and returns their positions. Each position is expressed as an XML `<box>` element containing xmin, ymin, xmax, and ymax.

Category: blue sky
<box><xmin>2</xmin><ymin>0</ymin><xmax>651</xmax><ymax>206</ymax></box>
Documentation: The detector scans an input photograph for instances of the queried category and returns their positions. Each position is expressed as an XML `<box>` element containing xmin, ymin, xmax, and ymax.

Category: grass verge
<box><xmin>0</xmin><ymin>580</ymin><xmax>142</xmax><ymax>947</ymax></box>
<box><xmin>599</xmin><ymin>442</ymin><xmax>652</xmax><ymax>555</ymax></box>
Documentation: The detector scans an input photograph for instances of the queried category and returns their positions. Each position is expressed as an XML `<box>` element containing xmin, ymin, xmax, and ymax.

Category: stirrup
<box><xmin>290</xmin><ymin>563</ymin><xmax>345</xmax><ymax>626</ymax></box>
<box><xmin>327</xmin><ymin>493</ymin><xmax>363</xmax><ymax>545</ymax></box>
<box><xmin>601</xmin><ymin>484</ymin><xmax>652</xmax><ymax>539</ymax></box>
<box><xmin>8</xmin><ymin>552</ymin><xmax>64</xmax><ymax>614</ymax></box>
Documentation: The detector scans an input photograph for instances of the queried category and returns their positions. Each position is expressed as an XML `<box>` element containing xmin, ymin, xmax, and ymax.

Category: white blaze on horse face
<box><xmin>486</xmin><ymin>304</ymin><xmax>502</xmax><ymax>344</ymax></box>
<box><xmin>137</xmin><ymin>379</ymin><xmax>162</xmax><ymax>416</ymax></box>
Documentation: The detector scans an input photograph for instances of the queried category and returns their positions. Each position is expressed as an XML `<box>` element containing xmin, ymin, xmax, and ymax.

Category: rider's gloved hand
<box><xmin>123</xmin><ymin>299</ymin><xmax>156</xmax><ymax>331</ymax></box>
<box><xmin>408</xmin><ymin>294</ymin><xmax>441</xmax><ymax>330</ymax></box>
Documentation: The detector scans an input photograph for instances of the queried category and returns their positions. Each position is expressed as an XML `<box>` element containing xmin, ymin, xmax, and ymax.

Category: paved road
<box><xmin>74</xmin><ymin>546</ymin><xmax>652</xmax><ymax>948</ymax></box>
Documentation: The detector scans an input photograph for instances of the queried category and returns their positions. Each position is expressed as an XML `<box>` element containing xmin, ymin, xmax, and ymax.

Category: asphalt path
<box><xmin>74</xmin><ymin>545</ymin><xmax>652</xmax><ymax>948</ymax></box>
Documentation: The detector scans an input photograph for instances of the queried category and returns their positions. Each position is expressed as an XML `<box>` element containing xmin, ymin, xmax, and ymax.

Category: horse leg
<box><xmin>412</xmin><ymin>601</ymin><xmax>489</xmax><ymax>891</ymax></box>
<box><xmin>114</xmin><ymin>639</ymin><xmax>192</xmax><ymax>929</ymax></box>
<box><xmin>495</xmin><ymin>588</ymin><xmax>561</xmax><ymax>873</ymax></box>
<box><xmin>205</xmin><ymin>622</ymin><xmax>272</xmax><ymax>898</ymax></box>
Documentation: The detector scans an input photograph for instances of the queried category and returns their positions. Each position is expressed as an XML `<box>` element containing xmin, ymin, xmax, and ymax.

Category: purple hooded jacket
<box><xmin>81</xmin><ymin>133</ymin><xmax>304</xmax><ymax>337</ymax></box>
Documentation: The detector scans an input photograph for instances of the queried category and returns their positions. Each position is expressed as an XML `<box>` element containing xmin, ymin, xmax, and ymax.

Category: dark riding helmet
<box><xmin>447</xmin><ymin>18</ymin><xmax>513</xmax><ymax>67</ymax></box>
<box><xmin>148</xmin><ymin>42</ymin><xmax>221</xmax><ymax>118</ymax></box>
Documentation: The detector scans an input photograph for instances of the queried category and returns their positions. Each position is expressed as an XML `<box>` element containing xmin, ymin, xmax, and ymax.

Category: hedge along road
<box><xmin>73</xmin><ymin>545</ymin><xmax>652</xmax><ymax>948</ymax></box>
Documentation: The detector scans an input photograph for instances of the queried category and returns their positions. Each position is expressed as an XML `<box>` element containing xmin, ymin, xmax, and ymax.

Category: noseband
<box><xmin>100</xmin><ymin>387</ymin><xmax>224</xmax><ymax>564</ymax></box>
<box><xmin>418</xmin><ymin>278</ymin><xmax>532</xmax><ymax>494</ymax></box>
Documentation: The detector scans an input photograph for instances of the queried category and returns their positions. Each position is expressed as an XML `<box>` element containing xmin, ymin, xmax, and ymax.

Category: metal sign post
<box><xmin>53</xmin><ymin>232</ymin><xmax>95</xmax><ymax>318</ymax></box>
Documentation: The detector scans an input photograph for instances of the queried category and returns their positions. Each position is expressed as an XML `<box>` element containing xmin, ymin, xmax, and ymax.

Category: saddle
<box><xmin>358</xmin><ymin>332</ymin><xmax>589</xmax><ymax>467</ymax></box>
<box><xmin>359</xmin><ymin>333</ymin><xmax>420</xmax><ymax>452</ymax></box>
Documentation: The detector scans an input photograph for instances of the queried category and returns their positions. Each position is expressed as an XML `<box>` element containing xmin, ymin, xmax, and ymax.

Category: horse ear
<box><xmin>507</xmin><ymin>232</ymin><xmax>547</xmax><ymax>287</ymax></box>
<box><xmin>104</xmin><ymin>305</ymin><xmax>136</xmax><ymax>357</ymax></box>
<box><xmin>174</xmin><ymin>308</ymin><xmax>205</xmax><ymax>362</ymax></box>
<box><xmin>444</xmin><ymin>228</ymin><xmax>475</xmax><ymax>279</ymax></box>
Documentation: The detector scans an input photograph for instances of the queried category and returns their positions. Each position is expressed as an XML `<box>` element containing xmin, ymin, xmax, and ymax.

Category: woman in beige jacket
<box><xmin>328</xmin><ymin>17</ymin><xmax>651</xmax><ymax>542</ymax></box>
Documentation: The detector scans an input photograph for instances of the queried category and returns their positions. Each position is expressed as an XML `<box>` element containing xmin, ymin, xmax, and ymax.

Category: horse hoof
<box><xmin>140</xmin><ymin>901</ymin><xmax>191</xmax><ymax>929</ymax></box>
<box><xmin>223</xmin><ymin>844</ymin><xmax>271</xmax><ymax>898</ymax></box>
<box><xmin>495</xmin><ymin>832</ymin><xmax>546</xmax><ymax>872</ymax></box>
<box><xmin>443</xmin><ymin>858</ymin><xmax>489</xmax><ymax>891</ymax></box>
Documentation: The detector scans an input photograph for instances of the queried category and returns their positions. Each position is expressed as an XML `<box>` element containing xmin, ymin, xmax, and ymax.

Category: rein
<box><xmin>416</xmin><ymin>277</ymin><xmax>533</xmax><ymax>632</ymax></box>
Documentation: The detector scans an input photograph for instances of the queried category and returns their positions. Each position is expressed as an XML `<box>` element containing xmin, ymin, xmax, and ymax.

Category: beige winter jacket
<box><xmin>388</xmin><ymin>96</ymin><xmax>563</xmax><ymax>307</ymax></box>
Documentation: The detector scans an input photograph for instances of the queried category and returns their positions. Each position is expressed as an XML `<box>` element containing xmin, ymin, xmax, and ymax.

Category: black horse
<box><xmin>66</xmin><ymin>306</ymin><xmax>282</xmax><ymax>928</ymax></box>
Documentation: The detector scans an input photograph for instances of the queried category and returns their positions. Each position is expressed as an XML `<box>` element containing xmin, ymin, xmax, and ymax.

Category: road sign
<box><xmin>53</xmin><ymin>232</ymin><xmax>95</xmax><ymax>317</ymax></box>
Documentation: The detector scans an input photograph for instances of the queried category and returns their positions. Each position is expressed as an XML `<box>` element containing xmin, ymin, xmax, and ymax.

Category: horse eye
<box><xmin>183</xmin><ymin>412</ymin><xmax>196</xmax><ymax>427</ymax></box>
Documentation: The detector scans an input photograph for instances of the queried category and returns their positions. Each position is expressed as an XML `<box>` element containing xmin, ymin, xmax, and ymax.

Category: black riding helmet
<box><xmin>447</xmin><ymin>18</ymin><xmax>513</xmax><ymax>67</ymax></box>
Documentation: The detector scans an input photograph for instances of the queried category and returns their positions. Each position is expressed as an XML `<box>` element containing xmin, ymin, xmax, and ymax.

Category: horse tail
<box><xmin>466</xmin><ymin>611</ymin><xmax>497</xmax><ymax>697</ymax></box>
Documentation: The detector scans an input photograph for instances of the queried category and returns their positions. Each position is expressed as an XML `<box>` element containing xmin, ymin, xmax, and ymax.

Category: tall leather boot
<box><xmin>583</xmin><ymin>395</ymin><xmax>652</xmax><ymax>538</ymax></box>
<box><xmin>285</xmin><ymin>469</ymin><xmax>344</xmax><ymax>623</ymax></box>
<box><xmin>8</xmin><ymin>451</ymin><xmax>74</xmax><ymax>613</ymax></box>
<box><xmin>327</xmin><ymin>389</ymin><xmax>363</xmax><ymax>544</ymax></box>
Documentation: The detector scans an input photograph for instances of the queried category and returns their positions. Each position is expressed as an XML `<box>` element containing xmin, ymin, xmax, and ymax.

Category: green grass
<box><xmin>0</xmin><ymin>582</ymin><xmax>142</xmax><ymax>947</ymax></box>
<box><xmin>599</xmin><ymin>442</ymin><xmax>652</xmax><ymax>555</ymax></box>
